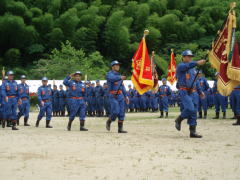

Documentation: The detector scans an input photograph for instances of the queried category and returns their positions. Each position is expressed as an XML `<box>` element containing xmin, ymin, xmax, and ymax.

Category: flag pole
<box><xmin>2</xmin><ymin>66</ymin><xmax>5</xmax><ymax>81</ymax></box>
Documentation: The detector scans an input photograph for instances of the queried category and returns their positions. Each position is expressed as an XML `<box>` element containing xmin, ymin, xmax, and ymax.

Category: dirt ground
<box><xmin>0</xmin><ymin>109</ymin><xmax>240</xmax><ymax>180</ymax></box>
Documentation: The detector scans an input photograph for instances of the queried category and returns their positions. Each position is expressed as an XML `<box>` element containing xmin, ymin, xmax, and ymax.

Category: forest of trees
<box><xmin>1</xmin><ymin>0</ymin><xmax>240</xmax><ymax>79</ymax></box>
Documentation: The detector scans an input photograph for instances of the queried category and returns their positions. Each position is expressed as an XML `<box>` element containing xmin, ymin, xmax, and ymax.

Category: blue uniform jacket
<box><xmin>1</xmin><ymin>80</ymin><xmax>19</xmax><ymax>100</ymax></box>
<box><xmin>106</xmin><ymin>70</ymin><xmax>127</xmax><ymax>99</ymax></box>
<box><xmin>63</xmin><ymin>76</ymin><xmax>86</xmax><ymax>98</ymax></box>
<box><xmin>37</xmin><ymin>85</ymin><xmax>52</xmax><ymax>101</ymax></box>
<box><xmin>18</xmin><ymin>83</ymin><xmax>30</xmax><ymax>99</ymax></box>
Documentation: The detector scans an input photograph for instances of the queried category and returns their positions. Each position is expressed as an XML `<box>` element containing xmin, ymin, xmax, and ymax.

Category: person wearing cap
<box><xmin>36</xmin><ymin>77</ymin><xmax>53</xmax><ymax>128</ymax></box>
<box><xmin>197</xmin><ymin>71</ymin><xmax>210</xmax><ymax>119</ymax></box>
<box><xmin>106</xmin><ymin>60</ymin><xmax>129</xmax><ymax>133</ymax></box>
<box><xmin>52</xmin><ymin>85</ymin><xmax>60</xmax><ymax>117</ymax></box>
<box><xmin>103</xmin><ymin>83</ymin><xmax>110</xmax><ymax>117</ymax></box>
<box><xmin>127</xmin><ymin>84</ymin><xmax>134</xmax><ymax>112</ymax></box>
<box><xmin>212</xmin><ymin>72</ymin><xmax>227</xmax><ymax>119</ymax></box>
<box><xmin>175</xmin><ymin>50</ymin><xmax>206</xmax><ymax>138</ymax></box>
<box><xmin>1</xmin><ymin>71</ymin><xmax>19</xmax><ymax>130</ymax></box>
<box><xmin>17</xmin><ymin>75</ymin><xmax>30</xmax><ymax>126</ymax></box>
<box><xmin>158</xmin><ymin>78</ymin><xmax>172</xmax><ymax>118</ymax></box>
<box><xmin>85</xmin><ymin>81</ymin><xmax>93</xmax><ymax>116</ymax></box>
<box><xmin>95</xmin><ymin>80</ymin><xmax>104</xmax><ymax>117</ymax></box>
<box><xmin>58</xmin><ymin>85</ymin><xmax>66</xmax><ymax>116</ymax></box>
<box><xmin>63</xmin><ymin>71</ymin><xmax>88</xmax><ymax>131</ymax></box>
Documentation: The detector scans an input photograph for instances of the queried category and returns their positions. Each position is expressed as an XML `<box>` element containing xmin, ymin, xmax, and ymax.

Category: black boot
<box><xmin>165</xmin><ymin>112</ymin><xmax>168</xmax><ymax>118</ymax></box>
<box><xmin>204</xmin><ymin>111</ymin><xmax>207</xmax><ymax>119</ymax></box>
<box><xmin>213</xmin><ymin>112</ymin><xmax>219</xmax><ymax>119</ymax></box>
<box><xmin>67</xmin><ymin>119</ymin><xmax>73</xmax><ymax>131</ymax></box>
<box><xmin>46</xmin><ymin>120</ymin><xmax>53</xmax><ymax>128</ymax></box>
<box><xmin>231</xmin><ymin>112</ymin><xmax>236</xmax><ymax>119</ymax></box>
<box><xmin>198</xmin><ymin>111</ymin><xmax>202</xmax><ymax>119</ymax></box>
<box><xmin>12</xmin><ymin>121</ymin><xmax>19</xmax><ymax>130</ymax></box>
<box><xmin>175</xmin><ymin>115</ymin><xmax>184</xmax><ymax>131</ymax></box>
<box><xmin>223</xmin><ymin>112</ymin><xmax>226</xmax><ymax>119</ymax></box>
<box><xmin>7</xmin><ymin>120</ymin><xmax>12</xmax><ymax>127</ymax></box>
<box><xmin>189</xmin><ymin>125</ymin><xmax>202</xmax><ymax>138</ymax></box>
<box><xmin>106</xmin><ymin>117</ymin><xmax>112</xmax><ymax>131</ymax></box>
<box><xmin>118</xmin><ymin>121</ymin><xmax>127</xmax><ymax>133</ymax></box>
<box><xmin>35</xmin><ymin>119</ymin><xmax>40</xmax><ymax>127</ymax></box>
<box><xmin>159</xmin><ymin>111</ymin><xmax>164</xmax><ymax>118</ymax></box>
<box><xmin>2</xmin><ymin>119</ymin><xmax>6</xmax><ymax>128</ymax></box>
<box><xmin>80</xmin><ymin>121</ymin><xmax>88</xmax><ymax>131</ymax></box>
<box><xmin>232</xmin><ymin>116</ymin><xmax>240</xmax><ymax>126</ymax></box>
<box><xmin>24</xmin><ymin>117</ymin><xmax>30</xmax><ymax>126</ymax></box>
<box><xmin>17</xmin><ymin>115</ymin><xmax>20</xmax><ymax>126</ymax></box>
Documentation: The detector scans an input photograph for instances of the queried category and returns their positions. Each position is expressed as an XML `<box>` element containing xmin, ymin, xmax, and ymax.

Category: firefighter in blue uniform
<box><xmin>158</xmin><ymin>78</ymin><xmax>172</xmax><ymax>118</ymax></box>
<box><xmin>0</xmin><ymin>76</ymin><xmax>7</xmax><ymax>126</ymax></box>
<box><xmin>197</xmin><ymin>71</ymin><xmax>210</xmax><ymax>119</ymax></box>
<box><xmin>175</xmin><ymin>50</ymin><xmax>206</xmax><ymax>138</ymax></box>
<box><xmin>85</xmin><ymin>81</ymin><xmax>91</xmax><ymax>116</ymax></box>
<box><xmin>127</xmin><ymin>85</ymin><xmax>135</xmax><ymax>112</ymax></box>
<box><xmin>1</xmin><ymin>71</ymin><xmax>19</xmax><ymax>130</ymax></box>
<box><xmin>106</xmin><ymin>61</ymin><xmax>129</xmax><ymax>133</ymax></box>
<box><xmin>17</xmin><ymin>75</ymin><xmax>30</xmax><ymax>126</ymax></box>
<box><xmin>103</xmin><ymin>83</ymin><xmax>110</xmax><ymax>116</ymax></box>
<box><xmin>140</xmin><ymin>92</ymin><xmax>147</xmax><ymax>112</ymax></box>
<box><xmin>232</xmin><ymin>85</ymin><xmax>240</xmax><ymax>125</ymax></box>
<box><xmin>59</xmin><ymin>85</ymin><xmax>66</xmax><ymax>116</ymax></box>
<box><xmin>95</xmin><ymin>80</ymin><xmax>104</xmax><ymax>117</ymax></box>
<box><xmin>64</xmin><ymin>71</ymin><xmax>88</xmax><ymax>131</ymax></box>
<box><xmin>52</xmin><ymin>85</ymin><xmax>59</xmax><ymax>116</ymax></box>
<box><xmin>91</xmin><ymin>83</ymin><xmax>96</xmax><ymax>116</ymax></box>
<box><xmin>36</xmin><ymin>77</ymin><xmax>53</xmax><ymax>128</ymax></box>
<box><xmin>133</xmin><ymin>88</ymin><xmax>140</xmax><ymax>112</ymax></box>
<box><xmin>212</xmin><ymin>73</ymin><xmax>227</xmax><ymax>119</ymax></box>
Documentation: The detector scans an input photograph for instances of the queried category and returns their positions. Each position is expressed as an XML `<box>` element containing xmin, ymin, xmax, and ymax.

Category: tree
<box><xmin>30</xmin><ymin>41</ymin><xmax>108</xmax><ymax>79</ymax></box>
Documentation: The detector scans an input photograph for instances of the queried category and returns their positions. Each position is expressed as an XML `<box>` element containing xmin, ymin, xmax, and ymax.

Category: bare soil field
<box><xmin>0</xmin><ymin>109</ymin><xmax>239</xmax><ymax>180</ymax></box>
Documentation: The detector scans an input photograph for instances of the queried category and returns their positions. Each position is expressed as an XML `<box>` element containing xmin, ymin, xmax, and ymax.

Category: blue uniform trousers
<box><xmin>37</xmin><ymin>101</ymin><xmax>52</xmax><ymax>121</ymax></box>
<box><xmin>110</xmin><ymin>95</ymin><xmax>125</xmax><ymax>121</ymax></box>
<box><xmin>128</xmin><ymin>97</ymin><xmax>134</xmax><ymax>109</ymax></box>
<box><xmin>214</xmin><ymin>93</ymin><xmax>226</xmax><ymax>113</ymax></box>
<box><xmin>180</xmin><ymin>92</ymin><xmax>199</xmax><ymax>126</ymax></box>
<box><xmin>18</xmin><ymin>99</ymin><xmax>30</xmax><ymax>119</ymax></box>
<box><xmin>69</xmin><ymin>98</ymin><xmax>86</xmax><ymax>121</ymax></box>
<box><xmin>3</xmin><ymin>97</ymin><xmax>18</xmax><ymax>120</ymax></box>
<box><xmin>140</xmin><ymin>96</ymin><xmax>147</xmax><ymax>110</ymax></box>
<box><xmin>198</xmin><ymin>91</ymin><xmax>208</xmax><ymax>111</ymax></box>
<box><xmin>96</xmin><ymin>97</ymin><xmax>104</xmax><ymax>111</ymax></box>
<box><xmin>159</xmin><ymin>96</ymin><xmax>169</xmax><ymax>112</ymax></box>
<box><xmin>59</xmin><ymin>98</ymin><xmax>65</xmax><ymax>111</ymax></box>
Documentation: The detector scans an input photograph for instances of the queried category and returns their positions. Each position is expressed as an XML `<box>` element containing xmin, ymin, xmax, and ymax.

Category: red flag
<box><xmin>131</xmin><ymin>36</ymin><xmax>154</xmax><ymax>94</ymax></box>
<box><xmin>167</xmin><ymin>50</ymin><xmax>176</xmax><ymax>85</ymax></box>
<box><xmin>209</xmin><ymin>4</ymin><xmax>239</xmax><ymax>96</ymax></box>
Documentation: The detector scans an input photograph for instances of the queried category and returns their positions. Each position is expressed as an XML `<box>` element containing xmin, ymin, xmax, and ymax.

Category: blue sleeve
<box><xmin>106</xmin><ymin>72</ymin><xmax>122</xmax><ymax>82</ymax></box>
<box><xmin>1</xmin><ymin>83</ymin><xmax>6</xmax><ymax>99</ymax></box>
<box><xmin>63</xmin><ymin>76</ymin><xmax>71</xmax><ymax>87</ymax></box>
<box><xmin>17</xmin><ymin>84</ymin><xmax>21</xmax><ymax>99</ymax></box>
<box><xmin>167</xmin><ymin>87</ymin><xmax>172</xmax><ymax>96</ymax></box>
<box><xmin>196</xmin><ymin>81</ymin><xmax>203</xmax><ymax>95</ymax></box>
<box><xmin>177</xmin><ymin>61</ymin><xmax>198</xmax><ymax>72</ymax></box>
<box><xmin>37</xmin><ymin>87</ymin><xmax>42</xmax><ymax>101</ymax></box>
<box><xmin>122</xmin><ymin>85</ymin><xmax>127</xmax><ymax>97</ymax></box>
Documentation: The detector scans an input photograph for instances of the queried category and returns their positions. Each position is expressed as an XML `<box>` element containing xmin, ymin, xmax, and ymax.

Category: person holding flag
<box><xmin>175</xmin><ymin>50</ymin><xmax>206</xmax><ymax>138</ymax></box>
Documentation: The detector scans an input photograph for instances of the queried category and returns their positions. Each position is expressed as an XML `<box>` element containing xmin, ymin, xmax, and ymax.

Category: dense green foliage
<box><xmin>1</xmin><ymin>0</ymin><xmax>240</xmax><ymax>79</ymax></box>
